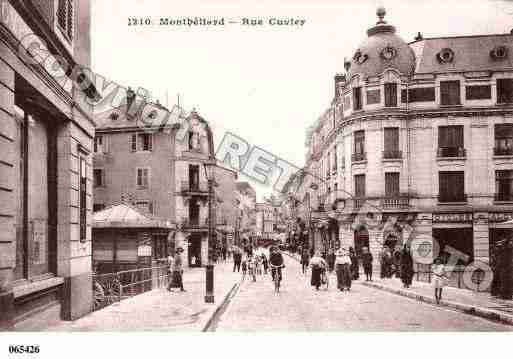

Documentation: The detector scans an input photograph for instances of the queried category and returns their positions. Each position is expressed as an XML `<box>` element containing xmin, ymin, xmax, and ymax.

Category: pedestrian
<box><xmin>432</xmin><ymin>257</ymin><xmax>447</xmax><ymax>304</ymax></box>
<box><xmin>241</xmin><ymin>257</ymin><xmax>248</xmax><ymax>279</ymax></box>
<box><xmin>261</xmin><ymin>253</ymin><xmax>269</xmax><ymax>275</ymax></box>
<box><xmin>166</xmin><ymin>253</ymin><xmax>174</xmax><ymax>287</ymax></box>
<box><xmin>400</xmin><ymin>245</ymin><xmax>414</xmax><ymax>288</ymax></box>
<box><xmin>327</xmin><ymin>249</ymin><xmax>336</xmax><ymax>273</ymax></box>
<box><xmin>349</xmin><ymin>247</ymin><xmax>359</xmax><ymax>280</ymax></box>
<box><xmin>361</xmin><ymin>247</ymin><xmax>373</xmax><ymax>281</ymax></box>
<box><xmin>301</xmin><ymin>249</ymin><xmax>310</xmax><ymax>275</ymax></box>
<box><xmin>380</xmin><ymin>247</ymin><xmax>387</xmax><ymax>279</ymax></box>
<box><xmin>393</xmin><ymin>248</ymin><xmax>401</xmax><ymax>278</ymax></box>
<box><xmin>309</xmin><ymin>251</ymin><xmax>327</xmax><ymax>291</ymax></box>
<box><xmin>167</xmin><ymin>247</ymin><xmax>186</xmax><ymax>292</ymax></box>
<box><xmin>233</xmin><ymin>248</ymin><xmax>241</xmax><ymax>272</ymax></box>
<box><xmin>335</xmin><ymin>248</ymin><xmax>352</xmax><ymax>292</ymax></box>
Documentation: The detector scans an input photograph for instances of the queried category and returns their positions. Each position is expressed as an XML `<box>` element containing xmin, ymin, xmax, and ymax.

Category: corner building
<box><xmin>304</xmin><ymin>8</ymin><xmax>513</xmax><ymax>282</ymax></box>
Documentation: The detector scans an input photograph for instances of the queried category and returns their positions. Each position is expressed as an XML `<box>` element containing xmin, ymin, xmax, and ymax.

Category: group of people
<box><xmin>305</xmin><ymin>246</ymin><xmax>373</xmax><ymax>291</ymax></box>
<box><xmin>380</xmin><ymin>245</ymin><xmax>414</xmax><ymax>289</ymax></box>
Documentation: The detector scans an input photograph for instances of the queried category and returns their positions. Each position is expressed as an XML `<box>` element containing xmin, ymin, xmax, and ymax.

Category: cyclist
<box><xmin>269</xmin><ymin>246</ymin><xmax>285</xmax><ymax>284</ymax></box>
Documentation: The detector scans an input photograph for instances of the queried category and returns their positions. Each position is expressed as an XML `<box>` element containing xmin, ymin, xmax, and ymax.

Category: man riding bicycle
<box><xmin>269</xmin><ymin>246</ymin><xmax>285</xmax><ymax>283</ymax></box>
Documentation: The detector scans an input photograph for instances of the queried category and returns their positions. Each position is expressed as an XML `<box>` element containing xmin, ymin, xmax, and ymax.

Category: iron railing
<box><xmin>437</xmin><ymin>147</ymin><xmax>466</xmax><ymax>158</ymax></box>
<box><xmin>92</xmin><ymin>265</ymin><xmax>169</xmax><ymax>311</ymax></box>
<box><xmin>180</xmin><ymin>180</ymin><xmax>207</xmax><ymax>193</ymax></box>
<box><xmin>494</xmin><ymin>147</ymin><xmax>513</xmax><ymax>156</ymax></box>
<box><xmin>438</xmin><ymin>194</ymin><xmax>467</xmax><ymax>203</ymax></box>
<box><xmin>495</xmin><ymin>193</ymin><xmax>513</xmax><ymax>202</ymax></box>
<box><xmin>352</xmin><ymin>153</ymin><xmax>366</xmax><ymax>162</ymax></box>
<box><xmin>382</xmin><ymin>150</ymin><xmax>403</xmax><ymax>159</ymax></box>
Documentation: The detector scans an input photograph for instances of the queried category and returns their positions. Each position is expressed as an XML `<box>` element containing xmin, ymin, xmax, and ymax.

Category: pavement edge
<box><xmin>361</xmin><ymin>281</ymin><xmax>513</xmax><ymax>326</ymax></box>
<box><xmin>202</xmin><ymin>280</ymin><xmax>242</xmax><ymax>332</ymax></box>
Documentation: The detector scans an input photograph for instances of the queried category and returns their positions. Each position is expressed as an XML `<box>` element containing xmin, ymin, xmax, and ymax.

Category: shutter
<box><xmin>438</xmin><ymin>127</ymin><xmax>448</xmax><ymax>148</ymax></box>
<box><xmin>451</xmin><ymin>81</ymin><xmax>461</xmax><ymax>105</ymax></box>
<box><xmin>103</xmin><ymin>135</ymin><xmax>109</xmax><ymax>153</ymax></box>
<box><xmin>385</xmin><ymin>83</ymin><xmax>397</xmax><ymax>107</ymax></box>
<box><xmin>384</xmin><ymin>128</ymin><xmax>399</xmax><ymax>152</ymax></box>
<box><xmin>130</xmin><ymin>134</ymin><xmax>137</xmax><ymax>152</ymax></box>
<box><xmin>147</xmin><ymin>134</ymin><xmax>153</xmax><ymax>151</ymax></box>
<box><xmin>440</xmin><ymin>82</ymin><xmax>449</xmax><ymax>105</ymax></box>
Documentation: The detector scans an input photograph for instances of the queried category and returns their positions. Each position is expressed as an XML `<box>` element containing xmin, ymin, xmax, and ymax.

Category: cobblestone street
<box><xmin>214</xmin><ymin>255</ymin><xmax>513</xmax><ymax>331</ymax></box>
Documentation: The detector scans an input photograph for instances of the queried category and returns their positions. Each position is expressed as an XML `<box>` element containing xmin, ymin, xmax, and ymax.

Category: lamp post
<box><xmin>203</xmin><ymin>160</ymin><xmax>216</xmax><ymax>303</ymax></box>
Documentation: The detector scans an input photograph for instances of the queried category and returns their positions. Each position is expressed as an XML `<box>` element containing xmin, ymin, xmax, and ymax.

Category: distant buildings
<box><xmin>235</xmin><ymin>182</ymin><xmax>257</xmax><ymax>244</ymax></box>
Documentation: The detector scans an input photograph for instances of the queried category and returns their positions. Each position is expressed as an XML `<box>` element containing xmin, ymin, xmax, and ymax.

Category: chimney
<box><xmin>344</xmin><ymin>57</ymin><xmax>351</xmax><ymax>72</ymax></box>
<box><xmin>334</xmin><ymin>73</ymin><xmax>346</xmax><ymax>98</ymax></box>
<box><xmin>414</xmin><ymin>32</ymin><xmax>423</xmax><ymax>41</ymax></box>
<box><xmin>126</xmin><ymin>87</ymin><xmax>136</xmax><ymax>117</ymax></box>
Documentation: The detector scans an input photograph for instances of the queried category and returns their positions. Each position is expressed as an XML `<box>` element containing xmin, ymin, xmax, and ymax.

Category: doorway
<box><xmin>354</xmin><ymin>227</ymin><xmax>369</xmax><ymax>257</ymax></box>
<box><xmin>188</xmin><ymin>233</ymin><xmax>202</xmax><ymax>267</ymax></box>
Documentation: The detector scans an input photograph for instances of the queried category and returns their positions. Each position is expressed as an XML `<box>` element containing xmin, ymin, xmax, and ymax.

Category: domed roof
<box><xmin>347</xmin><ymin>8</ymin><xmax>416</xmax><ymax>80</ymax></box>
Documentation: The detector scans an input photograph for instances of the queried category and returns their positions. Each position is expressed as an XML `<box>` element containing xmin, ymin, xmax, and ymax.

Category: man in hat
<box><xmin>335</xmin><ymin>247</ymin><xmax>352</xmax><ymax>291</ymax></box>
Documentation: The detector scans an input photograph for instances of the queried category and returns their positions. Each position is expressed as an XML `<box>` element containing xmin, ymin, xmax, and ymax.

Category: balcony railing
<box><xmin>494</xmin><ymin>147</ymin><xmax>513</xmax><ymax>156</ymax></box>
<box><xmin>438</xmin><ymin>194</ymin><xmax>467</xmax><ymax>203</ymax></box>
<box><xmin>381</xmin><ymin>196</ymin><xmax>410</xmax><ymax>209</ymax></box>
<box><xmin>494</xmin><ymin>193</ymin><xmax>513</xmax><ymax>202</ymax></box>
<box><xmin>437</xmin><ymin>147</ymin><xmax>466</xmax><ymax>158</ymax></box>
<box><xmin>382</xmin><ymin>150</ymin><xmax>403</xmax><ymax>160</ymax></box>
<box><xmin>180</xmin><ymin>181</ymin><xmax>207</xmax><ymax>193</ymax></box>
<box><xmin>351</xmin><ymin>153</ymin><xmax>366</xmax><ymax>162</ymax></box>
<box><xmin>181</xmin><ymin>217</ymin><xmax>208</xmax><ymax>228</ymax></box>
<box><xmin>353</xmin><ymin>197</ymin><xmax>366</xmax><ymax>209</ymax></box>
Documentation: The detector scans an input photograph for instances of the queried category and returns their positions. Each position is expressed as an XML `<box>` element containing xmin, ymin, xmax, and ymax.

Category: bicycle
<box><xmin>270</xmin><ymin>264</ymin><xmax>284</xmax><ymax>293</ymax></box>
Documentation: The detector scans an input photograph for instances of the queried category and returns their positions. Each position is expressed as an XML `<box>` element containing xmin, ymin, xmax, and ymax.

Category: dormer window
<box><xmin>437</xmin><ymin>48</ymin><xmax>454</xmax><ymax>64</ymax></box>
<box><xmin>491</xmin><ymin>46</ymin><xmax>508</xmax><ymax>60</ymax></box>
<box><xmin>57</xmin><ymin>0</ymin><xmax>73</xmax><ymax>41</ymax></box>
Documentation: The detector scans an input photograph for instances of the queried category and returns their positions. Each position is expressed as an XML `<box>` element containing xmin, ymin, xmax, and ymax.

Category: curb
<box><xmin>202</xmin><ymin>280</ymin><xmax>242</xmax><ymax>332</ymax></box>
<box><xmin>361</xmin><ymin>281</ymin><xmax>513</xmax><ymax>326</ymax></box>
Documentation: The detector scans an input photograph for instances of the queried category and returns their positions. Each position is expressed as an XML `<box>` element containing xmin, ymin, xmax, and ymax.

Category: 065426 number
<box><xmin>9</xmin><ymin>345</ymin><xmax>40</xmax><ymax>354</ymax></box>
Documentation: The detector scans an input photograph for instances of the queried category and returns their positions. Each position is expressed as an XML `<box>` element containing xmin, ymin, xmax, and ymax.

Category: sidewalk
<box><xmin>361</xmin><ymin>277</ymin><xmax>513</xmax><ymax>326</ymax></box>
<box><xmin>285</xmin><ymin>251</ymin><xmax>513</xmax><ymax>325</ymax></box>
<box><xmin>46</xmin><ymin>261</ymin><xmax>241</xmax><ymax>331</ymax></box>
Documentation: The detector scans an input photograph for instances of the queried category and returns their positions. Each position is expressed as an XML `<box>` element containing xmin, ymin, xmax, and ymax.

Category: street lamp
<box><xmin>203</xmin><ymin>160</ymin><xmax>216</xmax><ymax>303</ymax></box>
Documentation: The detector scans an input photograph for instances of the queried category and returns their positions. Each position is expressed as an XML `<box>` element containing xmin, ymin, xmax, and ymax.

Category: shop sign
<box><xmin>432</xmin><ymin>213</ymin><xmax>473</xmax><ymax>223</ymax></box>
<box><xmin>489</xmin><ymin>212</ymin><xmax>513</xmax><ymax>223</ymax></box>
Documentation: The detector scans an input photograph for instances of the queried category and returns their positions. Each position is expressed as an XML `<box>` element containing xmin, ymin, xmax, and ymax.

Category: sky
<box><xmin>90</xmin><ymin>0</ymin><xmax>513</xmax><ymax>201</ymax></box>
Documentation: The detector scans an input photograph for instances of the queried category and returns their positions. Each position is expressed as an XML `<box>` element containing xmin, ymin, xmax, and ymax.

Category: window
<box><xmin>497</xmin><ymin>79</ymin><xmax>513</xmax><ymax>104</ymax></box>
<box><xmin>79</xmin><ymin>155</ymin><xmax>87</xmax><ymax>242</ymax></box>
<box><xmin>401</xmin><ymin>87</ymin><xmax>436</xmax><ymax>103</ymax></box>
<box><xmin>439</xmin><ymin>171</ymin><xmax>465</xmax><ymax>202</ymax></box>
<box><xmin>466</xmin><ymin>85</ymin><xmax>491</xmax><ymax>100</ymax></box>
<box><xmin>57</xmin><ymin>0</ymin><xmax>73</xmax><ymax>40</ymax></box>
<box><xmin>495</xmin><ymin>124</ymin><xmax>513</xmax><ymax>155</ymax></box>
<box><xmin>384</xmin><ymin>83</ymin><xmax>398</xmax><ymax>107</ymax></box>
<box><xmin>326</xmin><ymin>152</ymin><xmax>331</xmax><ymax>179</ymax></box>
<box><xmin>353</xmin><ymin>87</ymin><xmax>362</xmax><ymax>110</ymax></box>
<box><xmin>333</xmin><ymin>145</ymin><xmax>338</xmax><ymax>173</ymax></box>
<box><xmin>366</xmin><ymin>89</ymin><xmax>381</xmax><ymax>105</ymax></box>
<box><xmin>137</xmin><ymin>168</ymin><xmax>150</xmax><ymax>188</ymax></box>
<box><xmin>135</xmin><ymin>200</ymin><xmax>154</xmax><ymax>215</ymax></box>
<box><xmin>94</xmin><ymin>135</ymin><xmax>103</xmax><ymax>153</ymax></box>
<box><xmin>438</xmin><ymin>126</ymin><xmax>464</xmax><ymax>157</ymax></box>
<box><xmin>385</xmin><ymin>172</ymin><xmax>400</xmax><ymax>197</ymax></box>
<box><xmin>93</xmin><ymin>168</ymin><xmax>104</xmax><ymax>187</ymax></box>
<box><xmin>440</xmin><ymin>81</ymin><xmax>461</xmax><ymax>106</ymax></box>
<box><xmin>354</xmin><ymin>174</ymin><xmax>365</xmax><ymax>198</ymax></box>
<box><xmin>433</xmin><ymin>228</ymin><xmax>473</xmax><ymax>265</ymax></box>
<box><xmin>130</xmin><ymin>133</ymin><xmax>153</xmax><ymax>152</ymax></box>
<box><xmin>188</xmin><ymin>164</ymin><xmax>200</xmax><ymax>190</ymax></box>
<box><xmin>496</xmin><ymin>170</ymin><xmax>513</xmax><ymax>202</ymax></box>
<box><xmin>383</xmin><ymin>127</ymin><xmax>400</xmax><ymax>159</ymax></box>
<box><xmin>352</xmin><ymin>130</ymin><xmax>365</xmax><ymax>161</ymax></box>
<box><xmin>344</xmin><ymin>95</ymin><xmax>351</xmax><ymax>110</ymax></box>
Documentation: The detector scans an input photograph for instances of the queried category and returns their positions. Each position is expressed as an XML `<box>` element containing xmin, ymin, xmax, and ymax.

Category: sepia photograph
<box><xmin>1</xmin><ymin>0</ymin><xmax>513</xmax><ymax>355</ymax></box>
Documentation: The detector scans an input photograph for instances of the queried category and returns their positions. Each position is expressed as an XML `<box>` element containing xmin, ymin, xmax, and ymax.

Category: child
<box><xmin>432</xmin><ymin>258</ymin><xmax>447</xmax><ymax>304</ymax></box>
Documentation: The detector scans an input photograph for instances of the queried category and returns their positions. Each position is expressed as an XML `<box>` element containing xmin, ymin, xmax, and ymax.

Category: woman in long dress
<box><xmin>432</xmin><ymin>258</ymin><xmax>447</xmax><ymax>304</ymax></box>
<box><xmin>335</xmin><ymin>248</ymin><xmax>352</xmax><ymax>291</ymax></box>
<box><xmin>400</xmin><ymin>245</ymin><xmax>414</xmax><ymax>288</ymax></box>
<box><xmin>309</xmin><ymin>251</ymin><xmax>326</xmax><ymax>291</ymax></box>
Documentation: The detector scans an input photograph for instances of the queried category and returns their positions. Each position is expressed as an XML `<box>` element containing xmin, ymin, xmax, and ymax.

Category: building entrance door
<box><xmin>354</xmin><ymin>228</ymin><xmax>369</xmax><ymax>257</ymax></box>
<box><xmin>188</xmin><ymin>233</ymin><xmax>202</xmax><ymax>267</ymax></box>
